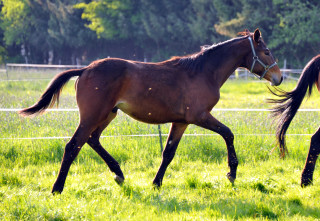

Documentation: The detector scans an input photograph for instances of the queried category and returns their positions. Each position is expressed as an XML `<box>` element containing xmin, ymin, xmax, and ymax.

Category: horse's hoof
<box><xmin>301</xmin><ymin>177</ymin><xmax>312</xmax><ymax>188</ymax></box>
<box><xmin>152</xmin><ymin>183</ymin><xmax>161</xmax><ymax>190</ymax></box>
<box><xmin>227</xmin><ymin>172</ymin><xmax>235</xmax><ymax>184</ymax></box>
<box><xmin>114</xmin><ymin>175</ymin><xmax>124</xmax><ymax>185</ymax></box>
<box><xmin>51</xmin><ymin>187</ymin><xmax>62</xmax><ymax>195</ymax></box>
<box><xmin>51</xmin><ymin>184</ymin><xmax>63</xmax><ymax>195</ymax></box>
<box><xmin>52</xmin><ymin>190</ymin><xmax>62</xmax><ymax>195</ymax></box>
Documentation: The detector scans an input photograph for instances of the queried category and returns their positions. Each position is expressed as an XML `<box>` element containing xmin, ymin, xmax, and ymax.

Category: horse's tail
<box><xmin>269</xmin><ymin>55</ymin><xmax>320</xmax><ymax>157</ymax></box>
<box><xmin>19</xmin><ymin>68</ymin><xmax>85</xmax><ymax>117</ymax></box>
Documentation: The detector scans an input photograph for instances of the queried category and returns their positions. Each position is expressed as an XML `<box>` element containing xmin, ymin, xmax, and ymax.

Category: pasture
<box><xmin>1</xmin><ymin>78</ymin><xmax>320</xmax><ymax>220</ymax></box>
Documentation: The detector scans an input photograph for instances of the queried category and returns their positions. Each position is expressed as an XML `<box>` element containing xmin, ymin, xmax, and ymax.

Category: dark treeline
<box><xmin>0</xmin><ymin>0</ymin><xmax>319</xmax><ymax>68</ymax></box>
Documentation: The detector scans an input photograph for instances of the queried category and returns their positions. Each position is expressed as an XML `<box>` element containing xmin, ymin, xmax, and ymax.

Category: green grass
<box><xmin>1</xmin><ymin>79</ymin><xmax>320</xmax><ymax>220</ymax></box>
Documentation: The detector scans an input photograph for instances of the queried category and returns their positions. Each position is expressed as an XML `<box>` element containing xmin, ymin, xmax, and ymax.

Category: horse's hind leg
<box><xmin>153</xmin><ymin>123</ymin><xmax>188</xmax><ymax>187</ymax></box>
<box><xmin>52</xmin><ymin>123</ymin><xmax>95</xmax><ymax>194</ymax></box>
<box><xmin>301</xmin><ymin>126</ymin><xmax>320</xmax><ymax>187</ymax></box>
<box><xmin>87</xmin><ymin>110</ymin><xmax>125</xmax><ymax>185</ymax></box>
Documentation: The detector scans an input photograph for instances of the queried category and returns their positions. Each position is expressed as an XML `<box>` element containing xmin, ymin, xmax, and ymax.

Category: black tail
<box><xmin>19</xmin><ymin>68</ymin><xmax>85</xmax><ymax>116</ymax></box>
<box><xmin>269</xmin><ymin>55</ymin><xmax>320</xmax><ymax>157</ymax></box>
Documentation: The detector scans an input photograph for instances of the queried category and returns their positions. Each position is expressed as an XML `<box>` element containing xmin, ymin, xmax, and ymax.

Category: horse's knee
<box><xmin>308</xmin><ymin>134</ymin><xmax>320</xmax><ymax>162</ymax></box>
<box><xmin>311</xmin><ymin>132</ymin><xmax>320</xmax><ymax>144</ymax></box>
<box><xmin>65</xmin><ymin>141</ymin><xmax>77</xmax><ymax>152</ymax></box>
<box><xmin>221</xmin><ymin>127</ymin><xmax>234</xmax><ymax>144</ymax></box>
<box><xmin>227</xmin><ymin>129</ymin><xmax>234</xmax><ymax>142</ymax></box>
<box><xmin>311</xmin><ymin>133</ymin><xmax>320</xmax><ymax>148</ymax></box>
<box><xmin>63</xmin><ymin>139</ymin><xmax>82</xmax><ymax>160</ymax></box>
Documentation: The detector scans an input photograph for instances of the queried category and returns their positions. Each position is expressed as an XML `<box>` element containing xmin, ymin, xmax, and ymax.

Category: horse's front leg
<box><xmin>301</xmin><ymin>127</ymin><xmax>320</xmax><ymax>187</ymax></box>
<box><xmin>195</xmin><ymin>112</ymin><xmax>238</xmax><ymax>184</ymax></box>
<box><xmin>153</xmin><ymin>123</ymin><xmax>188</xmax><ymax>188</ymax></box>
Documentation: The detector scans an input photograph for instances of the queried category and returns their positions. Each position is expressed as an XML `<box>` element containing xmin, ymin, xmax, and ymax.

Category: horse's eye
<box><xmin>265</xmin><ymin>49</ymin><xmax>270</xmax><ymax>56</ymax></box>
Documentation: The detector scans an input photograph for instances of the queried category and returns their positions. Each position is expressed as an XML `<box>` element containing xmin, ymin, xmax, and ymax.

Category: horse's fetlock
<box><xmin>229</xmin><ymin>159</ymin><xmax>238</xmax><ymax>168</ymax></box>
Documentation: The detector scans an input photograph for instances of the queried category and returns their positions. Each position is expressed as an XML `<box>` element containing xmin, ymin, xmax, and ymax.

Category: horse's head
<box><xmin>244</xmin><ymin>29</ymin><xmax>282</xmax><ymax>86</ymax></box>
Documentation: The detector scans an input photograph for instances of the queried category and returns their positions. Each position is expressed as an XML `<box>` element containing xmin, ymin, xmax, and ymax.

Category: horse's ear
<box><xmin>254</xmin><ymin>28</ymin><xmax>261</xmax><ymax>43</ymax></box>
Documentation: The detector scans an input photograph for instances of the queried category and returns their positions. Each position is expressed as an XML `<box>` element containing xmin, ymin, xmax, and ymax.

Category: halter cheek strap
<box><xmin>248</xmin><ymin>37</ymin><xmax>277</xmax><ymax>80</ymax></box>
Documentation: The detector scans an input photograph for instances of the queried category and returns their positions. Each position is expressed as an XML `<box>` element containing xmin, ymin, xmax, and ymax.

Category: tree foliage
<box><xmin>271</xmin><ymin>0</ymin><xmax>320</xmax><ymax>66</ymax></box>
<box><xmin>1</xmin><ymin>0</ymin><xmax>97</xmax><ymax>64</ymax></box>
<box><xmin>213</xmin><ymin>0</ymin><xmax>320</xmax><ymax>67</ymax></box>
<box><xmin>0</xmin><ymin>0</ymin><xmax>319</xmax><ymax>67</ymax></box>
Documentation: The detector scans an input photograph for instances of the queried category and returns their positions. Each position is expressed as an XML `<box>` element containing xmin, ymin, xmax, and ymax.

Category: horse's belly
<box><xmin>116</xmin><ymin>100</ymin><xmax>185</xmax><ymax>124</ymax></box>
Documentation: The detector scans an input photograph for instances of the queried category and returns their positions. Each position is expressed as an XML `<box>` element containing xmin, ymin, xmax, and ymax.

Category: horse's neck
<box><xmin>206</xmin><ymin>38</ymin><xmax>250</xmax><ymax>87</ymax></box>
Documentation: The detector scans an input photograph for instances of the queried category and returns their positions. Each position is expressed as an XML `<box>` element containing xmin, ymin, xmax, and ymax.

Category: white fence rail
<box><xmin>3</xmin><ymin>63</ymin><xmax>85</xmax><ymax>81</ymax></box>
<box><xmin>230</xmin><ymin>68</ymin><xmax>302</xmax><ymax>80</ymax></box>
<box><xmin>6</xmin><ymin>63</ymin><xmax>85</xmax><ymax>68</ymax></box>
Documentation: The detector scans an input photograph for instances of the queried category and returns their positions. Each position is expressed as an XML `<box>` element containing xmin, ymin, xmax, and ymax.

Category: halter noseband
<box><xmin>248</xmin><ymin>36</ymin><xmax>277</xmax><ymax>80</ymax></box>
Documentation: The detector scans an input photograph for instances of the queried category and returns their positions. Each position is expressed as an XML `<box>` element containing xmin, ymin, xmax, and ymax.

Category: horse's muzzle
<box><xmin>270</xmin><ymin>75</ymin><xmax>283</xmax><ymax>86</ymax></box>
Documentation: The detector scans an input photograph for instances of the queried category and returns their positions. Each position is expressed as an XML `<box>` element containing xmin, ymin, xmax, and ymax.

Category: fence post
<box><xmin>283</xmin><ymin>59</ymin><xmax>287</xmax><ymax>79</ymax></box>
<box><xmin>5</xmin><ymin>63</ymin><xmax>8</xmax><ymax>80</ymax></box>
<box><xmin>158</xmin><ymin>125</ymin><xmax>163</xmax><ymax>154</ymax></box>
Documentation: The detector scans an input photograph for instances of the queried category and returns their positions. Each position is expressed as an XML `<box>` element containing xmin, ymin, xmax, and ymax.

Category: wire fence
<box><xmin>0</xmin><ymin>133</ymin><xmax>314</xmax><ymax>141</ymax></box>
<box><xmin>1</xmin><ymin>108</ymin><xmax>318</xmax><ymax>141</ymax></box>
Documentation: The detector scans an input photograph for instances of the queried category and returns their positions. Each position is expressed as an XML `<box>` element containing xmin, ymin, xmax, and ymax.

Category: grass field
<box><xmin>1</xmin><ymin>78</ymin><xmax>320</xmax><ymax>220</ymax></box>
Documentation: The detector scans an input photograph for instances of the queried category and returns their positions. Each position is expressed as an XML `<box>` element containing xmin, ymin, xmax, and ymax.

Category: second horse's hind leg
<box><xmin>87</xmin><ymin>111</ymin><xmax>125</xmax><ymax>185</ymax></box>
<box><xmin>301</xmin><ymin>127</ymin><xmax>320</xmax><ymax>187</ymax></box>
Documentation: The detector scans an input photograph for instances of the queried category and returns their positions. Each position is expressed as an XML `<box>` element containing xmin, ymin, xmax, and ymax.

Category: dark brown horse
<box><xmin>271</xmin><ymin>55</ymin><xmax>320</xmax><ymax>187</ymax></box>
<box><xmin>19</xmin><ymin>29</ymin><xmax>282</xmax><ymax>194</ymax></box>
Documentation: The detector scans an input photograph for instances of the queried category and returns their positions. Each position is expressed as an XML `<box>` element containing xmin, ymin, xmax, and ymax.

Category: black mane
<box><xmin>175</xmin><ymin>36</ymin><xmax>248</xmax><ymax>75</ymax></box>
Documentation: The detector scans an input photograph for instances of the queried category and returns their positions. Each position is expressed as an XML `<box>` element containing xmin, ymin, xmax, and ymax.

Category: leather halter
<box><xmin>248</xmin><ymin>36</ymin><xmax>277</xmax><ymax>80</ymax></box>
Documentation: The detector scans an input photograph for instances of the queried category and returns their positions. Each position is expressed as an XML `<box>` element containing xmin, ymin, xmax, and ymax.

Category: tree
<box><xmin>1</xmin><ymin>0</ymin><xmax>30</xmax><ymax>63</ymax></box>
<box><xmin>270</xmin><ymin>0</ymin><xmax>320</xmax><ymax>67</ymax></box>
<box><xmin>0</xmin><ymin>1</ymin><xmax>7</xmax><ymax>64</ymax></box>
<box><xmin>1</xmin><ymin>0</ymin><xmax>319</xmax><ymax>66</ymax></box>
<box><xmin>78</xmin><ymin>0</ymin><xmax>223</xmax><ymax>61</ymax></box>
<box><xmin>76</xmin><ymin>0</ymin><xmax>147</xmax><ymax>61</ymax></box>
<box><xmin>1</xmin><ymin>0</ymin><xmax>98</xmax><ymax>64</ymax></box>
<box><xmin>45</xmin><ymin>0</ymin><xmax>98</xmax><ymax>64</ymax></box>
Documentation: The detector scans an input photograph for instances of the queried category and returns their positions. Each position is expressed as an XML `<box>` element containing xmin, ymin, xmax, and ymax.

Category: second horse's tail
<box><xmin>270</xmin><ymin>55</ymin><xmax>320</xmax><ymax>157</ymax></box>
<box><xmin>19</xmin><ymin>68</ymin><xmax>85</xmax><ymax>117</ymax></box>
